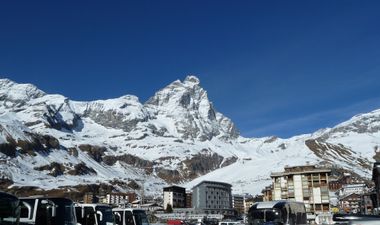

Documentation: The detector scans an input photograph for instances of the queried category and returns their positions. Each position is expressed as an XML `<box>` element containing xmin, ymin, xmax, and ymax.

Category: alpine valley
<box><xmin>1</xmin><ymin>76</ymin><xmax>380</xmax><ymax>197</ymax></box>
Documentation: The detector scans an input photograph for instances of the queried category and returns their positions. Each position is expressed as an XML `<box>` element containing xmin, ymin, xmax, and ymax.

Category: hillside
<box><xmin>0</xmin><ymin>76</ymin><xmax>379</xmax><ymax>197</ymax></box>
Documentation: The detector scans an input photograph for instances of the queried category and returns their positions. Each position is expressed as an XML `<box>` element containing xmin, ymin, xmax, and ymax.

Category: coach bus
<box><xmin>112</xmin><ymin>208</ymin><xmax>149</xmax><ymax>225</ymax></box>
<box><xmin>75</xmin><ymin>203</ymin><xmax>115</xmax><ymax>225</ymax></box>
<box><xmin>247</xmin><ymin>200</ymin><xmax>307</xmax><ymax>225</ymax></box>
<box><xmin>0</xmin><ymin>192</ymin><xmax>20</xmax><ymax>225</ymax></box>
<box><xmin>19</xmin><ymin>196</ymin><xmax>77</xmax><ymax>225</ymax></box>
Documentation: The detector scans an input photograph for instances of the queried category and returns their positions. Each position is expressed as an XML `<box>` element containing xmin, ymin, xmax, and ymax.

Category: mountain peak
<box><xmin>0</xmin><ymin>78</ymin><xmax>46</xmax><ymax>102</ymax></box>
<box><xmin>144</xmin><ymin>75</ymin><xmax>239</xmax><ymax>141</ymax></box>
<box><xmin>184</xmin><ymin>75</ymin><xmax>200</xmax><ymax>85</ymax></box>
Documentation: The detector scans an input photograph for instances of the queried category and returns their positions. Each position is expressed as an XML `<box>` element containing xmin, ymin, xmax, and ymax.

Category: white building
<box><xmin>163</xmin><ymin>185</ymin><xmax>186</xmax><ymax>210</ymax></box>
<box><xmin>191</xmin><ymin>180</ymin><xmax>234</xmax><ymax>215</ymax></box>
<box><xmin>105</xmin><ymin>194</ymin><xmax>129</xmax><ymax>205</ymax></box>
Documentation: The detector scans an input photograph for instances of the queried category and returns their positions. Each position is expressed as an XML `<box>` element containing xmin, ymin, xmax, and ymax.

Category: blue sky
<box><xmin>1</xmin><ymin>1</ymin><xmax>380</xmax><ymax>138</ymax></box>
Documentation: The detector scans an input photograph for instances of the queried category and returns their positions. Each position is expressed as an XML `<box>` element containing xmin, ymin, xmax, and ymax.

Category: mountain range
<box><xmin>0</xmin><ymin>76</ymin><xmax>379</xmax><ymax>197</ymax></box>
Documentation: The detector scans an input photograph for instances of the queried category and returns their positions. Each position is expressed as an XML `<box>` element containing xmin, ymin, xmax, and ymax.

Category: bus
<box><xmin>0</xmin><ymin>192</ymin><xmax>20</xmax><ymax>225</ymax></box>
<box><xmin>18</xmin><ymin>196</ymin><xmax>77</xmax><ymax>225</ymax></box>
<box><xmin>247</xmin><ymin>200</ymin><xmax>307</xmax><ymax>225</ymax></box>
<box><xmin>112</xmin><ymin>208</ymin><xmax>149</xmax><ymax>225</ymax></box>
<box><xmin>75</xmin><ymin>203</ymin><xmax>115</xmax><ymax>225</ymax></box>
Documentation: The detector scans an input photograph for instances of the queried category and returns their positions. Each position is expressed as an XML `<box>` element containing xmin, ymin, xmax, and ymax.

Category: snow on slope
<box><xmin>1</xmin><ymin>76</ymin><xmax>380</xmax><ymax>196</ymax></box>
<box><xmin>185</xmin><ymin>111</ymin><xmax>380</xmax><ymax>193</ymax></box>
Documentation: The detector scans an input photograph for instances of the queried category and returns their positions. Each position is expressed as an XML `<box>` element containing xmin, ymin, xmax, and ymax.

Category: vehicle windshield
<box><xmin>0</xmin><ymin>194</ymin><xmax>20</xmax><ymax>225</ymax></box>
<box><xmin>249</xmin><ymin>209</ymin><xmax>282</xmax><ymax>225</ymax></box>
<box><xmin>133</xmin><ymin>210</ymin><xmax>149</xmax><ymax>225</ymax></box>
<box><xmin>96</xmin><ymin>206</ymin><xmax>115</xmax><ymax>225</ymax></box>
<box><xmin>51</xmin><ymin>198</ymin><xmax>77</xmax><ymax>225</ymax></box>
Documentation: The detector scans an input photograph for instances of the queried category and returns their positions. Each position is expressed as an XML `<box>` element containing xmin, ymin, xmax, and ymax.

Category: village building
<box><xmin>271</xmin><ymin>165</ymin><xmax>331</xmax><ymax>215</ymax></box>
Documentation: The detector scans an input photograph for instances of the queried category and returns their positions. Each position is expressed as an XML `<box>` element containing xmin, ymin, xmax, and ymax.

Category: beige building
<box><xmin>262</xmin><ymin>185</ymin><xmax>273</xmax><ymax>201</ymax></box>
<box><xmin>243</xmin><ymin>197</ymin><xmax>255</xmax><ymax>214</ymax></box>
<box><xmin>105</xmin><ymin>193</ymin><xmax>129</xmax><ymax>205</ymax></box>
<box><xmin>271</xmin><ymin>165</ymin><xmax>331</xmax><ymax>215</ymax></box>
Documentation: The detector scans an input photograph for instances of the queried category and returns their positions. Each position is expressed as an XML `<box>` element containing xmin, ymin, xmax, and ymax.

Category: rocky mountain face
<box><xmin>0</xmin><ymin>76</ymin><xmax>380</xmax><ymax>197</ymax></box>
<box><xmin>0</xmin><ymin>76</ymin><xmax>239</xmax><ymax>195</ymax></box>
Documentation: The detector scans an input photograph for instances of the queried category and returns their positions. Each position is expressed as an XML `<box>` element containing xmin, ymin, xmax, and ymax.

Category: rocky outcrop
<box><xmin>156</xmin><ymin>168</ymin><xmax>182</xmax><ymax>183</ymax></box>
<box><xmin>34</xmin><ymin>162</ymin><xmax>67</xmax><ymax>177</ymax></box>
<box><xmin>180</xmin><ymin>150</ymin><xmax>237</xmax><ymax>180</ymax></box>
<box><xmin>305</xmin><ymin>139</ymin><xmax>372</xmax><ymax>170</ymax></box>
<box><xmin>79</xmin><ymin>144</ymin><xmax>106</xmax><ymax>162</ymax></box>
<box><xmin>82</xmin><ymin>95</ymin><xmax>150</xmax><ymax>132</ymax></box>
<box><xmin>103</xmin><ymin>154</ymin><xmax>154</xmax><ymax>172</ymax></box>
<box><xmin>67</xmin><ymin>162</ymin><xmax>97</xmax><ymax>176</ymax></box>
<box><xmin>43</xmin><ymin>103</ymin><xmax>81</xmax><ymax>131</ymax></box>
<box><xmin>0</xmin><ymin>129</ymin><xmax>60</xmax><ymax>157</ymax></box>
<box><xmin>0</xmin><ymin>143</ymin><xmax>17</xmax><ymax>157</ymax></box>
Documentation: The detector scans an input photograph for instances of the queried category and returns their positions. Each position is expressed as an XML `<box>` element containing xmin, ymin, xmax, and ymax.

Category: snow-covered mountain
<box><xmin>0</xmin><ymin>76</ymin><xmax>379</xmax><ymax>197</ymax></box>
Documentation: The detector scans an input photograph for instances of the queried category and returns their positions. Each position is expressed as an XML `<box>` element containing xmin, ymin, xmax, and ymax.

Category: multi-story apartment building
<box><xmin>83</xmin><ymin>192</ymin><xmax>98</xmax><ymax>203</ymax></box>
<box><xmin>100</xmin><ymin>192</ymin><xmax>137</xmax><ymax>205</ymax></box>
<box><xmin>329</xmin><ymin>173</ymin><xmax>353</xmax><ymax>191</ymax></box>
<box><xmin>163</xmin><ymin>185</ymin><xmax>186</xmax><ymax>210</ymax></box>
<box><xmin>339</xmin><ymin>193</ymin><xmax>360</xmax><ymax>213</ymax></box>
<box><xmin>192</xmin><ymin>180</ymin><xmax>233</xmax><ymax>215</ymax></box>
<box><xmin>186</xmin><ymin>190</ymin><xmax>192</xmax><ymax>208</ymax></box>
<box><xmin>271</xmin><ymin>165</ymin><xmax>331</xmax><ymax>215</ymax></box>
<box><xmin>232</xmin><ymin>194</ymin><xmax>244</xmax><ymax>215</ymax></box>
<box><xmin>262</xmin><ymin>185</ymin><xmax>273</xmax><ymax>201</ymax></box>
<box><xmin>105</xmin><ymin>193</ymin><xmax>129</xmax><ymax>205</ymax></box>
<box><xmin>243</xmin><ymin>196</ymin><xmax>255</xmax><ymax>214</ymax></box>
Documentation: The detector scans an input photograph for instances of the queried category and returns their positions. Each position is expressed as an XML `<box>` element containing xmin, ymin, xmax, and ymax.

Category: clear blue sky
<box><xmin>1</xmin><ymin>1</ymin><xmax>380</xmax><ymax>138</ymax></box>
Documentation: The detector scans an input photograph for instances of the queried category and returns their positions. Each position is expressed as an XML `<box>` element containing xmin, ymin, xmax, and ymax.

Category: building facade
<box><xmin>232</xmin><ymin>194</ymin><xmax>244</xmax><ymax>215</ymax></box>
<box><xmin>186</xmin><ymin>191</ymin><xmax>192</xmax><ymax>208</ymax></box>
<box><xmin>243</xmin><ymin>196</ymin><xmax>255</xmax><ymax>214</ymax></box>
<box><xmin>339</xmin><ymin>193</ymin><xmax>362</xmax><ymax>213</ymax></box>
<box><xmin>192</xmin><ymin>180</ymin><xmax>233</xmax><ymax>214</ymax></box>
<box><xmin>106</xmin><ymin>193</ymin><xmax>128</xmax><ymax>205</ymax></box>
<box><xmin>339</xmin><ymin>184</ymin><xmax>368</xmax><ymax>197</ymax></box>
<box><xmin>100</xmin><ymin>192</ymin><xmax>137</xmax><ymax>205</ymax></box>
<box><xmin>83</xmin><ymin>192</ymin><xmax>98</xmax><ymax>203</ymax></box>
<box><xmin>271</xmin><ymin>165</ymin><xmax>331</xmax><ymax>215</ymax></box>
<box><xmin>262</xmin><ymin>185</ymin><xmax>273</xmax><ymax>201</ymax></box>
<box><xmin>163</xmin><ymin>185</ymin><xmax>186</xmax><ymax>210</ymax></box>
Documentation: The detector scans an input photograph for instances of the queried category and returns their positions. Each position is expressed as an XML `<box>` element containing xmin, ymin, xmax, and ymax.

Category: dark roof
<box><xmin>192</xmin><ymin>180</ymin><xmax>232</xmax><ymax>189</ymax></box>
<box><xmin>0</xmin><ymin>191</ymin><xmax>18</xmax><ymax>201</ymax></box>
<box><xmin>163</xmin><ymin>185</ymin><xmax>186</xmax><ymax>192</ymax></box>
